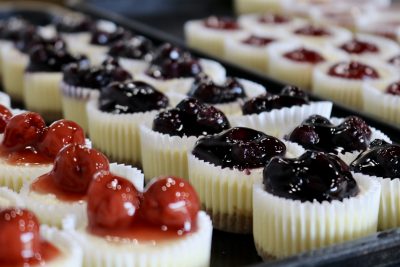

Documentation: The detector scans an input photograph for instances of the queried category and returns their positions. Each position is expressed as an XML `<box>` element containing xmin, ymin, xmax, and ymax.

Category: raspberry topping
<box><xmin>203</xmin><ymin>16</ymin><xmax>240</xmax><ymax>30</ymax></box>
<box><xmin>328</xmin><ymin>61</ymin><xmax>379</xmax><ymax>80</ymax></box>
<box><xmin>339</xmin><ymin>39</ymin><xmax>379</xmax><ymax>55</ymax></box>
<box><xmin>283</xmin><ymin>48</ymin><xmax>325</xmax><ymax>64</ymax></box>
<box><xmin>294</xmin><ymin>25</ymin><xmax>331</xmax><ymax>36</ymax></box>
<box><xmin>258</xmin><ymin>14</ymin><xmax>291</xmax><ymax>24</ymax></box>
<box><xmin>241</xmin><ymin>35</ymin><xmax>275</xmax><ymax>47</ymax></box>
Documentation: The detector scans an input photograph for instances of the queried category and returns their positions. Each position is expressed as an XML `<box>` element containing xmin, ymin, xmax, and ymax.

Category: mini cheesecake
<box><xmin>229</xmin><ymin>85</ymin><xmax>332</xmax><ymax>137</ymax></box>
<box><xmin>61</xmin><ymin>57</ymin><xmax>132</xmax><ymax>132</ymax></box>
<box><xmin>267</xmin><ymin>41</ymin><xmax>348</xmax><ymax>90</ymax></box>
<box><xmin>312</xmin><ymin>60</ymin><xmax>399</xmax><ymax>109</ymax></box>
<box><xmin>184</xmin><ymin>16</ymin><xmax>248</xmax><ymax>59</ymax></box>
<box><xmin>351</xmin><ymin>140</ymin><xmax>400</xmax><ymax>230</ymax></box>
<box><xmin>140</xmin><ymin>98</ymin><xmax>230</xmax><ymax>182</ymax></box>
<box><xmin>254</xmin><ymin>151</ymin><xmax>381</xmax><ymax>259</ymax></box>
<box><xmin>0</xmin><ymin>111</ymin><xmax>87</xmax><ymax>191</ymax></box>
<box><xmin>188</xmin><ymin>127</ymin><xmax>304</xmax><ymax>233</ymax></box>
<box><xmin>20</xmin><ymin>144</ymin><xmax>144</xmax><ymax>228</ymax></box>
<box><xmin>234</xmin><ymin>0</ymin><xmax>291</xmax><ymax>14</ymax></box>
<box><xmin>87</xmin><ymin>80</ymin><xmax>169</xmax><ymax>166</ymax></box>
<box><xmin>285</xmin><ymin>114</ymin><xmax>391</xmax><ymax>164</ymax></box>
<box><xmin>136</xmin><ymin>43</ymin><xmax>226</xmax><ymax>94</ymax></box>
<box><xmin>355</xmin><ymin>9</ymin><xmax>400</xmax><ymax>41</ymax></box>
<box><xmin>289</xmin><ymin>24</ymin><xmax>352</xmax><ymax>46</ymax></box>
<box><xmin>0</xmin><ymin>208</ymin><xmax>83</xmax><ymax>267</ymax></box>
<box><xmin>73</xmin><ymin>176</ymin><xmax>212</xmax><ymax>267</ymax></box>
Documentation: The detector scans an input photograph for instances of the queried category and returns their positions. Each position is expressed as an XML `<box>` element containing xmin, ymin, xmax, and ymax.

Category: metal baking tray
<box><xmin>2</xmin><ymin>2</ymin><xmax>400</xmax><ymax>266</ymax></box>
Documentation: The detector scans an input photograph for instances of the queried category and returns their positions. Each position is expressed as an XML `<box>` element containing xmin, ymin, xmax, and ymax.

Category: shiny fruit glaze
<box><xmin>283</xmin><ymin>47</ymin><xmax>325</xmax><ymax>64</ymax></box>
<box><xmin>328</xmin><ymin>61</ymin><xmax>379</xmax><ymax>80</ymax></box>
<box><xmin>203</xmin><ymin>16</ymin><xmax>240</xmax><ymax>30</ymax></box>
<box><xmin>386</xmin><ymin>81</ymin><xmax>400</xmax><ymax>96</ymax></box>
<box><xmin>339</xmin><ymin>39</ymin><xmax>379</xmax><ymax>55</ymax></box>
<box><xmin>241</xmin><ymin>35</ymin><xmax>275</xmax><ymax>47</ymax></box>
<box><xmin>0</xmin><ymin>105</ymin><xmax>12</xmax><ymax>133</ymax></box>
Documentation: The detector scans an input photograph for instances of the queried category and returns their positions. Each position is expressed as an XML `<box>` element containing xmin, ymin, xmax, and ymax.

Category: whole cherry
<box><xmin>87</xmin><ymin>171</ymin><xmax>141</xmax><ymax>229</ymax></box>
<box><xmin>37</xmin><ymin>120</ymin><xmax>86</xmax><ymax>158</ymax></box>
<box><xmin>2</xmin><ymin>112</ymin><xmax>46</xmax><ymax>151</ymax></box>
<box><xmin>50</xmin><ymin>144</ymin><xmax>110</xmax><ymax>194</ymax></box>
<box><xmin>0</xmin><ymin>208</ymin><xmax>41</xmax><ymax>264</ymax></box>
<box><xmin>142</xmin><ymin>176</ymin><xmax>200</xmax><ymax>231</ymax></box>
<box><xmin>0</xmin><ymin>104</ymin><xmax>12</xmax><ymax>133</ymax></box>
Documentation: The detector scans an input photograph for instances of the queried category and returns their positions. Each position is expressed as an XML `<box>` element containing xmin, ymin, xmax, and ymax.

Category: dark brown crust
<box><xmin>255</xmin><ymin>241</ymin><xmax>277</xmax><ymax>261</ymax></box>
<box><xmin>205</xmin><ymin>207</ymin><xmax>252</xmax><ymax>234</ymax></box>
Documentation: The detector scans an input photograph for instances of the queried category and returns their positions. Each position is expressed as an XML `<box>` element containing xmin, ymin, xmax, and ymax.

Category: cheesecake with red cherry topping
<box><xmin>73</xmin><ymin>176</ymin><xmax>212</xmax><ymax>267</ymax></box>
<box><xmin>289</xmin><ymin>24</ymin><xmax>351</xmax><ymax>45</ymax></box>
<box><xmin>0</xmin><ymin>208</ymin><xmax>82</xmax><ymax>267</ymax></box>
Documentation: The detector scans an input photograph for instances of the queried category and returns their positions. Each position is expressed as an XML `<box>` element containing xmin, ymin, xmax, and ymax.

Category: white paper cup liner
<box><xmin>188</xmin><ymin>140</ymin><xmax>305</xmax><ymax>233</ymax></box>
<box><xmin>0</xmin><ymin>187</ymin><xmax>25</xmax><ymax>208</ymax></box>
<box><xmin>2</xmin><ymin>46</ymin><xmax>28</xmax><ymax>101</ymax></box>
<box><xmin>72</xmin><ymin>211</ymin><xmax>212</xmax><ymax>267</ymax></box>
<box><xmin>184</xmin><ymin>20</ymin><xmax>248</xmax><ymax>59</ymax></box>
<box><xmin>362</xmin><ymin>81</ymin><xmax>400</xmax><ymax>125</ymax></box>
<box><xmin>0</xmin><ymin>91</ymin><xmax>11</xmax><ymax>107</ymax></box>
<box><xmin>139</xmin><ymin>122</ymin><xmax>199</xmax><ymax>182</ymax></box>
<box><xmin>40</xmin><ymin>225</ymin><xmax>83</xmax><ymax>267</ymax></box>
<box><xmin>312</xmin><ymin>59</ymin><xmax>399</xmax><ymax>110</ymax></box>
<box><xmin>253</xmin><ymin>173</ymin><xmax>381</xmax><ymax>259</ymax></box>
<box><xmin>87</xmin><ymin>99</ymin><xmax>159</xmax><ymax>166</ymax></box>
<box><xmin>24</xmin><ymin>72</ymin><xmax>63</xmax><ymax>120</ymax></box>
<box><xmin>229</xmin><ymin>101</ymin><xmax>333</xmax><ymax>138</ymax></box>
<box><xmin>20</xmin><ymin>163</ymin><xmax>144</xmax><ymax>229</ymax></box>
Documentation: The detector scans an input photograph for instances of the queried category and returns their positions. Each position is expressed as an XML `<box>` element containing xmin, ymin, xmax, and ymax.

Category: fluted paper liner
<box><xmin>140</xmin><ymin>123</ymin><xmax>199</xmax><ymax>182</ymax></box>
<box><xmin>40</xmin><ymin>225</ymin><xmax>84</xmax><ymax>267</ymax></box>
<box><xmin>0</xmin><ymin>187</ymin><xmax>25</xmax><ymax>208</ymax></box>
<box><xmin>20</xmin><ymin>163</ymin><xmax>144</xmax><ymax>229</ymax></box>
<box><xmin>188</xmin><ymin>140</ymin><xmax>305</xmax><ymax>233</ymax></box>
<box><xmin>24</xmin><ymin>72</ymin><xmax>63</xmax><ymax>120</ymax></box>
<box><xmin>229</xmin><ymin>101</ymin><xmax>333</xmax><ymax>138</ymax></box>
<box><xmin>136</xmin><ymin>58</ymin><xmax>226</xmax><ymax>94</ymax></box>
<box><xmin>167</xmin><ymin>78</ymin><xmax>266</xmax><ymax>115</ymax></box>
<box><xmin>312</xmin><ymin>60</ymin><xmax>399</xmax><ymax>110</ymax></box>
<box><xmin>2</xmin><ymin>46</ymin><xmax>28</xmax><ymax>101</ymax></box>
<box><xmin>253</xmin><ymin>173</ymin><xmax>381</xmax><ymax>259</ymax></box>
<box><xmin>72</xmin><ymin>211</ymin><xmax>212</xmax><ymax>267</ymax></box>
<box><xmin>87</xmin><ymin>99</ymin><xmax>159</xmax><ymax>166</ymax></box>
<box><xmin>362</xmin><ymin>82</ymin><xmax>400</xmax><ymax>125</ymax></box>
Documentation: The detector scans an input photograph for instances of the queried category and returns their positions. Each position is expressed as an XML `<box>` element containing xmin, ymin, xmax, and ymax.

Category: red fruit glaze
<box><xmin>0</xmin><ymin>105</ymin><xmax>12</xmax><ymax>134</ymax></box>
<box><xmin>242</xmin><ymin>35</ymin><xmax>275</xmax><ymax>47</ymax></box>
<box><xmin>0</xmin><ymin>209</ymin><xmax>40</xmax><ymax>264</ymax></box>
<box><xmin>203</xmin><ymin>16</ymin><xmax>240</xmax><ymax>30</ymax></box>
<box><xmin>37</xmin><ymin>120</ymin><xmax>85</xmax><ymax>158</ymax></box>
<box><xmin>50</xmin><ymin>144</ymin><xmax>110</xmax><ymax>194</ymax></box>
<box><xmin>339</xmin><ymin>39</ymin><xmax>379</xmax><ymax>55</ymax></box>
<box><xmin>294</xmin><ymin>25</ymin><xmax>330</xmax><ymax>36</ymax></box>
<box><xmin>142</xmin><ymin>176</ymin><xmax>200</xmax><ymax>231</ymax></box>
<box><xmin>386</xmin><ymin>81</ymin><xmax>400</xmax><ymax>95</ymax></box>
<box><xmin>258</xmin><ymin>14</ymin><xmax>290</xmax><ymax>24</ymax></box>
<box><xmin>2</xmin><ymin>112</ymin><xmax>46</xmax><ymax>151</ymax></box>
<box><xmin>283</xmin><ymin>48</ymin><xmax>325</xmax><ymax>64</ymax></box>
<box><xmin>328</xmin><ymin>61</ymin><xmax>379</xmax><ymax>80</ymax></box>
<box><xmin>87</xmin><ymin>171</ymin><xmax>141</xmax><ymax>229</ymax></box>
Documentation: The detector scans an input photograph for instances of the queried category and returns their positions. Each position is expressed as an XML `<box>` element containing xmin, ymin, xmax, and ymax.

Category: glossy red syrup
<box><xmin>386</xmin><ymin>81</ymin><xmax>400</xmax><ymax>95</ymax></box>
<box><xmin>339</xmin><ymin>39</ymin><xmax>379</xmax><ymax>54</ymax></box>
<box><xmin>283</xmin><ymin>48</ymin><xmax>325</xmax><ymax>64</ymax></box>
<box><xmin>242</xmin><ymin>35</ymin><xmax>275</xmax><ymax>47</ymax></box>
<box><xmin>0</xmin><ymin>146</ymin><xmax>53</xmax><ymax>165</ymax></box>
<box><xmin>328</xmin><ymin>61</ymin><xmax>380</xmax><ymax>80</ymax></box>
<box><xmin>203</xmin><ymin>16</ymin><xmax>240</xmax><ymax>30</ymax></box>
<box><xmin>294</xmin><ymin>25</ymin><xmax>331</xmax><ymax>36</ymax></box>
<box><xmin>258</xmin><ymin>14</ymin><xmax>290</xmax><ymax>24</ymax></box>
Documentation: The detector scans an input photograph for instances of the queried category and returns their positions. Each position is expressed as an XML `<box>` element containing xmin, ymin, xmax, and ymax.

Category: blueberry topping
<box><xmin>90</xmin><ymin>22</ymin><xmax>131</xmax><ymax>46</ymax></box>
<box><xmin>286</xmin><ymin>115</ymin><xmax>372</xmax><ymax>154</ymax></box>
<box><xmin>242</xmin><ymin>85</ymin><xmax>309</xmax><ymax>115</ymax></box>
<box><xmin>99</xmin><ymin>80</ymin><xmax>169</xmax><ymax>114</ymax></box>
<box><xmin>351</xmin><ymin>139</ymin><xmax>400</xmax><ymax>179</ymax></box>
<box><xmin>108</xmin><ymin>36</ymin><xmax>153</xmax><ymax>61</ymax></box>
<box><xmin>264</xmin><ymin>151</ymin><xmax>359</xmax><ymax>202</ymax></box>
<box><xmin>54</xmin><ymin>15</ymin><xmax>92</xmax><ymax>33</ymax></box>
<box><xmin>152</xmin><ymin>98</ymin><xmax>230</xmax><ymax>137</ymax></box>
<box><xmin>188</xmin><ymin>74</ymin><xmax>246</xmax><ymax>104</ymax></box>
<box><xmin>0</xmin><ymin>17</ymin><xmax>32</xmax><ymax>41</ymax></box>
<box><xmin>192</xmin><ymin>127</ymin><xmax>286</xmax><ymax>170</ymax></box>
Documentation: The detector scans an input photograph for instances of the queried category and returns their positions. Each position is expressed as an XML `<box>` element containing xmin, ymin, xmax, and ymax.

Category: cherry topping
<box><xmin>192</xmin><ymin>127</ymin><xmax>286</xmax><ymax>170</ymax></box>
<box><xmin>242</xmin><ymin>85</ymin><xmax>309</xmax><ymax>115</ymax></box>
<box><xmin>0</xmin><ymin>105</ymin><xmax>12</xmax><ymax>133</ymax></box>
<box><xmin>286</xmin><ymin>115</ymin><xmax>372</xmax><ymax>153</ymax></box>
<box><xmin>294</xmin><ymin>25</ymin><xmax>331</xmax><ymax>36</ymax></box>
<box><xmin>388</xmin><ymin>55</ymin><xmax>400</xmax><ymax>68</ymax></box>
<box><xmin>0</xmin><ymin>208</ymin><xmax>40</xmax><ymax>264</ymax></box>
<box><xmin>339</xmin><ymin>39</ymin><xmax>379</xmax><ymax>55</ymax></box>
<box><xmin>153</xmin><ymin>98</ymin><xmax>230</xmax><ymax>137</ymax></box>
<box><xmin>386</xmin><ymin>81</ymin><xmax>400</xmax><ymax>96</ymax></box>
<box><xmin>50</xmin><ymin>144</ymin><xmax>110</xmax><ymax>194</ymax></box>
<box><xmin>351</xmin><ymin>139</ymin><xmax>400</xmax><ymax>179</ymax></box>
<box><xmin>241</xmin><ymin>35</ymin><xmax>275</xmax><ymax>47</ymax></box>
<box><xmin>87</xmin><ymin>171</ymin><xmax>141</xmax><ymax>229</ymax></box>
<box><xmin>37</xmin><ymin>120</ymin><xmax>86</xmax><ymax>158</ymax></box>
<box><xmin>264</xmin><ymin>151</ymin><xmax>359</xmax><ymax>202</ymax></box>
<box><xmin>142</xmin><ymin>176</ymin><xmax>200</xmax><ymax>231</ymax></box>
<box><xmin>328</xmin><ymin>61</ymin><xmax>379</xmax><ymax>80</ymax></box>
<box><xmin>188</xmin><ymin>74</ymin><xmax>246</xmax><ymax>104</ymax></box>
<box><xmin>283</xmin><ymin>47</ymin><xmax>325</xmax><ymax>64</ymax></box>
<box><xmin>203</xmin><ymin>16</ymin><xmax>240</xmax><ymax>30</ymax></box>
<box><xmin>2</xmin><ymin>112</ymin><xmax>46</xmax><ymax>152</ymax></box>
<box><xmin>108</xmin><ymin>36</ymin><xmax>154</xmax><ymax>61</ymax></box>
<box><xmin>258</xmin><ymin>14</ymin><xmax>291</xmax><ymax>24</ymax></box>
